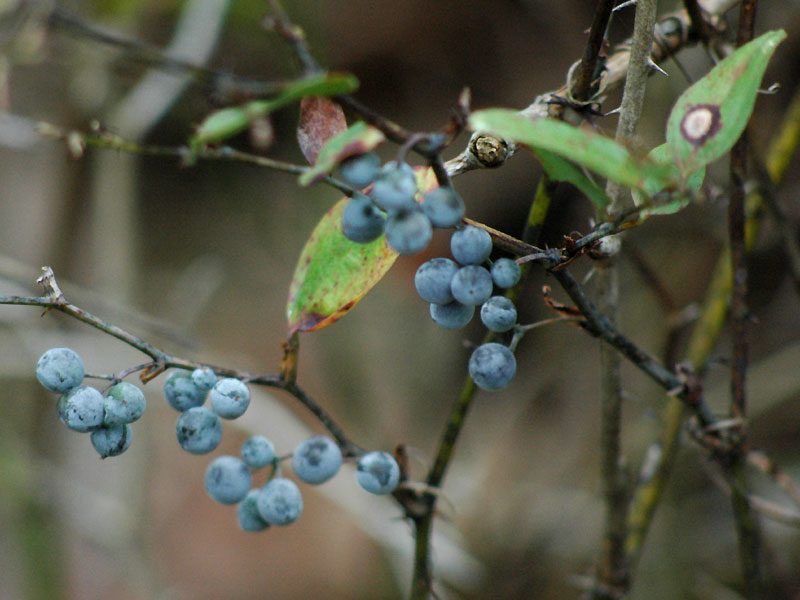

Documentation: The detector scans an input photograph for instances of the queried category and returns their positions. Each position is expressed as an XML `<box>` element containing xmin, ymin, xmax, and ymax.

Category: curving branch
<box><xmin>3</xmin><ymin>267</ymin><xmax>361</xmax><ymax>456</ymax></box>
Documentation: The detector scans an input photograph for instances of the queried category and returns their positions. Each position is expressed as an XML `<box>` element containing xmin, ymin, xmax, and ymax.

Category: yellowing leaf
<box><xmin>286</xmin><ymin>167</ymin><xmax>438</xmax><ymax>335</ymax></box>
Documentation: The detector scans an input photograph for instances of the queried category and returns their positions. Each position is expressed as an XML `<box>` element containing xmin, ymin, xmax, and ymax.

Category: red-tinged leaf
<box><xmin>287</xmin><ymin>167</ymin><xmax>438</xmax><ymax>335</ymax></box>
<box><xmin>297</xmin><ymin>97</ymin><xmax>347</xmax><ymax>164</ymax></box>
<box><xmin>298</xmin><ymin>122</ymin><xmax>385</xmax><ymax>186</ymax></box>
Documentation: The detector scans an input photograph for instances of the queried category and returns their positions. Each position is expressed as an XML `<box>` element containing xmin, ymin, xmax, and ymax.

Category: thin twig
<box><xmin>593</xmin><ymin>1</ymin><xmax>658</xmax><ymax>594</ymax></box>
<box><xmin>36</xmin><ymin>120</ymin><xmax>358</xmax><ymax>197</ymax></box>
<box><xmin>264</xmin><ymin>0</ymin><xmax>322</xmax><ymax>75</ymax></box>
<box><xmin>571</xmin><ymin>0</ymin><xmax>616</xmax><ymax>102</ymax></box>
<box><xmin>683</xmin><ymin>0</ymin><xmax>714</xmax><ymax>42</ymax></box>
<box><xmin>726</xmin><ymin>1</ymin><xmax>764</xmax><ymax>595</ymax></box>
<box><xmin>546</xmin><ymin>266</ymin><xmax>718</xmax><ymax>426</ymax></box>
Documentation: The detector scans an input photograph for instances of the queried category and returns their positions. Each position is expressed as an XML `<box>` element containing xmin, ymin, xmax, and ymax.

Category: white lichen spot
<box><xmin>680</xmin><ymin>105</ymin><xmax>721</xmax><ymax>146</ymax></box>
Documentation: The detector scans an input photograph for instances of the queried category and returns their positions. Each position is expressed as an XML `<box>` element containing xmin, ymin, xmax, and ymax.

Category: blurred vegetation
<box><xmin>1</xmin><ymin>1</ymin><xmax>800</xmax><ymax>599</ymax></box>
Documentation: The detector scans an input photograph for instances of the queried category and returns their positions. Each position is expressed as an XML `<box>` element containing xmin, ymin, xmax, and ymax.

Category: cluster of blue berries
<box><xmin>154</xmin><ymin>364</ymin><xmax>404</xmax><ymax>531</ymax></box>
<box><xmin>338</xmin><ymin>153</ymin><xmax>465</xmax><ymax>255</ymax></box>
<box><xmin>166</xmin><ymin>368</ymin><xmax>250</xmax><ymax>455</ymax></box>
<box><xmin>36</xmin><ymin>348</ymin><xmax>145</xmax><ymax>458</ymax></box>
<box><xmin>37</xmin><ymin>349</ymin><xmax>403</xmax><ymax>533</ymax></box>
<box><xmin>415</xmin><ymin>227</ymin><xmax>521</xmax><ymax>390</ymax></box>
<box><xmin>204</xmin><ymin>431</ymin><xmax>401</xmax><ymax>532</ymax></box>
<box><xmin>338</xmin><ymin>153</ymin><xmax>521</xmax><ymax>391</ymax></box>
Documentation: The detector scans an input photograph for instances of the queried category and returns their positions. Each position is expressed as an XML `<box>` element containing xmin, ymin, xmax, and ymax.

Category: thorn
<box><xmin>759</xmin><ymin>82</ymin><xmax>780</xmax><ymax>95</ymax></box>
<box><xmin>647</xmin><ymin>57</ymin><xmax>669</xmax><ymax>76</ymax></box>
<box><xmin>613</xmin><ymin>0</ymin><xmax>637</xmax><ymax>12</ymax></box>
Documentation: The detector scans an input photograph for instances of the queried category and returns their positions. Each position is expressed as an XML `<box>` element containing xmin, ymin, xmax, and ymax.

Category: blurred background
<box><xmin>1</xmin><ymin>0</ymin><xmax>800</xmax><ymax>598</ymax></box>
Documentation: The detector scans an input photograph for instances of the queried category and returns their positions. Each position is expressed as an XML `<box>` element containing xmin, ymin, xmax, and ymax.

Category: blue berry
<box><xmin>450</xmin><ymin>265</ymin><xmax>493</xmax><ymax>306</ymax></box>
<box><xmin>339</xmin><ymin>151</ymin><xmax>381</xmax><ymax>188</ymax></box>
<box><xmin>210</xmin><ymin>378</ymin><xmax>250</xmax><ymax>419</ymax></box>
<box><xmin>205</xmin><ymin>455</ymin><xmax>252</xmax><ymax>505</ymax></box>
<box><xmin>491</xmin><ymin>258</ymin><xmax>522</xmax><ymax>288</ymax></box>
<box><xmin>191</xmin><ymin>367</ymin><xmax>217</xmax><ymax>391</ymax></box>
<box><xmin>341</xmin><ymin>193</ymin><xmax>386</xmax><ymax>244</ymax></box>
<box><xmin>468</xmin><ymin>343</ymin><xmax>516</xmax><ymax>391</ymax></box>
<box><xmin>385</xmin><ymin>209</ymin><xmax>432</xmax><ymax>255</ymax></box>
<box><xmin>57</xmin><ymin>386</ymin><xmax>105</xmax><ymax>432</ymax></box>
<box><xmin>480</xmin><ymin>296</ymin><xmax>518</xmax><ymax>333</ymax></box>
<box><xmin>369</xmin><ymin>161</ymin><xmax>417</xmax><ymax>212</ymax></box>
<box><xmin>241</xmin><ymin>435</ymin><xmax>276</xmax><ymax>469</ymax></box>
<box><xmin>356</xmin><ymin>451</ymin><xmax>401</xmax><ymax>495</ymax></box>
<box><xmin>429</xmin><ymin>301</ymin><xmax>474</xmax><ymax>329</ymax></box>
<box><xmin>103</xmin><ymin>382</ymin><xmax>146</xmax><ymax>426</ymax></box>
<box><xmin>450</xmin><ymin>225</ymin><xmax>493</xmax><ymax>265</ymax></box>
<box><xmin>175</xmin><ymin>407</ymin><xmax>222</xmax><ymax>454</ymax></box>
<box><xmin>164</xmin><ymin>370</ymin><xmax>206</xmax><ymax>412</ymax></box>
<box><xmin>256</xmin><ymin>478</ymin><xmax>303</xmax><ymax>526</ymax></box>
<box><xmin>36</xmin><ymin>347</ymin><xmax>85</xmax><ymax>393</ymax></box>
<box><xmin>292</xmin><ymin>435</ymin><xmax>342</xmax><ymax>484</ymax></box>
<box><xmin>237</xmin><ymin>490</ymin><xmax>270</xmax><ymax>532</ymax></box>
<box><xmin>421</xmin><ymin>187</ymin><xmax>465</xmax><ymax>228</ymax></box>
<box><xmin>91</xmin><ymin>424</ymin><xmax>132</xmax><ymax>458</ymax></box>
<box><xmin>415</xmin><ymin>258</ymin><xmax>458</xmax><ymax>304</ymax></box>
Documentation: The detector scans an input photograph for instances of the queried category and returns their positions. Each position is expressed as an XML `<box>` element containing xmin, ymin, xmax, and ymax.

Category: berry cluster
<box><xmin>339</xmin><ymin>155</ymin><xmax>521</xmax><ymax>390</ymax></box>
<box><xmin>164</xmin><ymin>367</ymin><xmax>402</xmax><ymax>531</ymax></box>
<box><xmin>416</xmin><ymin>228</ymin><xmax>521</xmax><ymax>390</ymax></box>
<box><xmin>36</xmin><ymin>347</ymin><xmax>402</xmax><ymax>532</ymax></box>
<box><xmin>36</xmin><ymin>347</ymin><xmax>145</xmax><ymax>458</ymax></box>
<box><xmin>339</xmin><ymin>153</ymin><xmax>465</xmax><ymax>255</ymax></box>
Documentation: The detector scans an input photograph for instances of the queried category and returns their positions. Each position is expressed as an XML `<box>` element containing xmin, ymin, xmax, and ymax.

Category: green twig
<box><xmin>408</xmin><ymin>176</ymin><xmax>555</xmax><ymax>600</ymax></box>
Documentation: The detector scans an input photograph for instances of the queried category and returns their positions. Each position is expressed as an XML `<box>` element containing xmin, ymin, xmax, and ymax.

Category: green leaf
<box><xmin>532</xmin><ymin>148</ymin><xmax>608</xmax><ymax>211</ymax></box>
<box><xmin>633</xmin><ymin>143</ymin><xmax>705</xmax><ymax>220</ymax></box>
<box><xmin>666</xmin><ymin>29</ymin><xmax>785</xmax><ymax>176</ymax></box>
<box><xmin>298</xmin><ymin>122</ymin><xmax>385</xmax><ymax>186</ymax></box>
<box><xmin>468</xmin><ymin>109</ymin><xmax>672</xmax><ymax>193</ymax></box>
<box><xmin>191</xmin><ymin>72</ymin><xmax>359</xmax><ymax>147</ymax></box>
<box><xmin>286</xmin><ymin>167</ymin><xmax>438</xmax><ymax>335</ymax></box>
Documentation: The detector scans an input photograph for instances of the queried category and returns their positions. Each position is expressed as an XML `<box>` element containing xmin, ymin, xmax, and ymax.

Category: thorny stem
<box><xmin>3</xmin><ymin>268</ymin><xmax>361</xmax><ymax>456</ymax></box>
<box><xmin>593</xmin><ymin>1</ymin><xmax>658</xmax><ymax>596</ymax></box>
<box><xmin>726</xmin><ymin>1</ymin><xmax>763</xmax><ymax>596</ymax></box>
<box><xmin>445</xmin><ymin>3</ymin><xmax>733</xmax><ymax>177</ymax></box>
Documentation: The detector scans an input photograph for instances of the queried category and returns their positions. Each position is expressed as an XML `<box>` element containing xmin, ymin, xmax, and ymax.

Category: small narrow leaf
<box><xmin>666</xmin><ymin>29</ymin><xmax>785</xmax><ymax>175</ymax></box>
<box><xmin>191</xmin><ymin>72</ymin><xmax>359</xmax><ymax>148</ymax></box>
<box><xmin>287</xmin><ymin>167</ymin><xmax>437</xmax><ymax>335</ymax></box>
<box><xmin>532</xmin><ymin>148</ymin><xmax>608</xmax><ymax>211</ymax></box>
<box><xmin>298</xmin><ymin>122</ymin><xmax>385</xmax><ymax>186</ymax></box>
<box><xmin>469</xmin><ymin>109</ymin><xmax>672</xmax><ymax>193</ymax></box>
<box><xmin>633</xmin><ymin>143</ymin><xmax>705</xmax><ymax>220</ymax></box>
<box><xmin>297</xmin><ymin>97</ymin><xmax>347</xmax><ymax>164</ymax></box>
